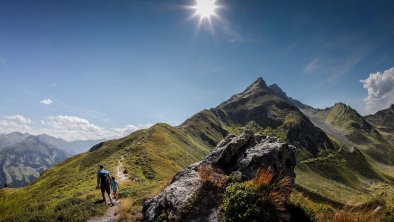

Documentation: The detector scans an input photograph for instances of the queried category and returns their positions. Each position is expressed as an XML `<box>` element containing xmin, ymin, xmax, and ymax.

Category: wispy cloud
<box><xmin>303</xmin><ymin>33</ymin><xmax>383</xmax><ymax>86</ymax></box>
<box><xmin>303</xmin><ymin>58</ymin><xmax>322</xmax><ymax>74</ymax></box>
<box><xmin>0</xmin><ymin>114</ymin><xmax>153</xmax><ymax>141</ymax></box>
<box><xmin>40</xmin><ymin>98</ymin><xmax>53</xmax><ymax>105</ymax></box>
<box><xmin>217</xmin><ymin>18</ymin><xmax>247</xmax><ymax>43</ymax></box>
<box><xmin>39</xmin><ymin>115</ymin><xmax>153</xmax><ymax>141</ymax></box>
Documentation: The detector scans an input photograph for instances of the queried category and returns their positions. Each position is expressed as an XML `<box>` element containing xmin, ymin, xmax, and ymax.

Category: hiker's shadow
<box><xmin>94</xmin><ymin>199</ymin><xmax>106</xmax><ymax>204</ymax></box>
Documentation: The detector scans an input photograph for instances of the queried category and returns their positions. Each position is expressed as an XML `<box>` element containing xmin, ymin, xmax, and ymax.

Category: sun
<box><xmin>194</xmin><ymin>0</ymin><xmax>218</xmax><ymax>19</ymax></box>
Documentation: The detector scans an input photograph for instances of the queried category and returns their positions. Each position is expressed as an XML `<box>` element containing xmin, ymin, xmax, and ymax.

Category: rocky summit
<box><xmin>142</xmin><ymin>130</ymin><xmax>297</xmax><ymax>222</ymax></box>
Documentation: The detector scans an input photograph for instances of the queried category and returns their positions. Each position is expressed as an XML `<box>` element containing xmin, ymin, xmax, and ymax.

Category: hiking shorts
<box><xmin>100</xmin><ymin>184</ymin><xmax>110</xmax><ymax>194</ymax></box>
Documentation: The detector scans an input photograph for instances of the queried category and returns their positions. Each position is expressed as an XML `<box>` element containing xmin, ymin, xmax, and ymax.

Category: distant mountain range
<box><xmin>0</xmin><ymin>132</ymin><xmax>104</xmax><ymax>154</ymax></box>
<box><xmin>0</xmin><ymin>78</ymin><xmax>392</xmax><ymax>221</ymax></box>
<box><xmin>0</xmin><ymin>132</ymin><xmax>104</xmax><ymax>188</ymax></box>
<box><xmin>0</xmin><ymin>132</ymin><xmax>30</xmax><ymax>149</ymax></box>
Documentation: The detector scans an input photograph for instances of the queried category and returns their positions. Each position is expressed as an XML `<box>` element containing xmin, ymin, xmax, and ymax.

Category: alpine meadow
<box><xmin>0</xmin><ymin>1</ymin><xmax>394</xmax><ymax>222</ymax></box>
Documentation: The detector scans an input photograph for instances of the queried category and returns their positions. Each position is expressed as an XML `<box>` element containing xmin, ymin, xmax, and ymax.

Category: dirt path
<box><xmin>117</xmin><ymin>156</ymin><xmax>128</xmax><ymax>182</ymax></box>
<box><xmin>87</xmin><ymin>156</ymin><xmax>128</xmax><ymax>222</ymax></box>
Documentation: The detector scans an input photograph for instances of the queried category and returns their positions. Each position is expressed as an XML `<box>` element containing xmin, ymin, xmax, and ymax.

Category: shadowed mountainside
<box><xmin>181</xmin><ymin>78</ymin><xmax>334</xmax><ymax>157</ymax></box>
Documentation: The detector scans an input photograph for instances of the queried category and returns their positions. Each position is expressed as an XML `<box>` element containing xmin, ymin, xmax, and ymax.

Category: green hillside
<box><xmin>0</xmin><ymin>124</ymin><xmax>210</xmax><ymax>222</ymax></box>
<box><xmin>302</xmin><ymin>103</ymin><xmax>394</xmax><ymax>165</ymax></box>
<box><xmin>0</xmin><ymin>78</ymin><xmax>393</xmax><ymax>221</ymax></box>
<box><xmin>182</xmin><ymin>78</ymin><xmax>335</xmax><ymax>158</ymax></box>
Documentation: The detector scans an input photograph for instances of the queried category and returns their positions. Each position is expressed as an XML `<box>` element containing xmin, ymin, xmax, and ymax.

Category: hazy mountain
<box><xmin>0</xmin><ymin>132</ymin><xmax>104</xmax><ymax>154</ymax></box>
<box><xmin>37</xmin><ymin>134</ymin><xmax>104</xmax><ymax>154</ymax></box>
<box><xmin>0</xmin><ymin>132</ymin><xmax>30</xmax><ymax>150</ymax></box>
<box><xmin>0</xmin><ymin>132</ymin><xmax>104</xmax><ymax>189</ymax></box>
<box><xmin>0</xmin><ymin>135</ymin><xmax>69</xmax><ymax>188</ymax></box>
<box><xmin>0</xmin><ymin>78</ymin><xmax>392</xmax><ymax>222</ymax></box>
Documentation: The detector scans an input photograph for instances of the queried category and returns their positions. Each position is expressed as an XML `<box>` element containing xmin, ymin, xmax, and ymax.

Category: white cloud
<box><xmin>113</xmin><ymin>123</ymin><xmax>154</xmax><ymax>137</ymax></box>
<box><xmin>361</xmin><ymin>67</ymin><xmax>394</xmax><ymax>114</ymax></box>
<box><xmin>40</xmin><ymin>115</ymin><xmax>112</xmax><ymax>141</ymax></box>
<box><xmin>114</xmin><ymin>124</ymin><xmax>141</xmax><ymax>137</ymax></box>
<box><xmin>6</xmin><ymin>115</ymin><xmax>32</xmax><ymax>125</ymax></box>
<box><xmin>40</xmin><ymin>98</ymin><xmax>53</xmax><ymax>105</ymax></box>
<box><xmin>0</xmin><ymin>115</ymin><xmax>32</xmax><ymax>134</ymax></box>
<box><xmin>0</xmin><ymin>114</ymin><xmax>152</xmax><ymax>141</ymax></box>
<box><xmin>138</xmin><ymin>123</ymin><xmax>154</xmax><ymax>129</ymax></box>
<box><xmin>39</xmin><ymin>115</ymin><xmax>152</xmax><ymax>141</ymax></box>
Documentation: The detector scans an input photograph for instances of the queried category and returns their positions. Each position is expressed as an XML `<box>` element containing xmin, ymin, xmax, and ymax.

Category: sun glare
<box><xmin>194</xmin><ymin>0</ymin><xmax>218</xmax><ymax>19</ymax></box>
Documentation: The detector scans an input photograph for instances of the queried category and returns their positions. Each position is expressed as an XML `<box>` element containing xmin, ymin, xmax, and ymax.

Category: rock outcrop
<box><xmin>142</xmin><ymin>130</ymin><xmax>297</xmax><ymax>222</ymax></box>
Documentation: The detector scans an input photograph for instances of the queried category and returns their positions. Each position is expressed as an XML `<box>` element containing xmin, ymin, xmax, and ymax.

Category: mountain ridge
<box><xmin>0</xmin><ymin>135</ymin><xmax>69</xmax><ymax>188</ymax></box>
<box><xmin>0</xmin><ymin>132</ymin><xmax>104</xmax><ymax>154</ymax></box>
<box><xmin>181</xmin><ymin>77</ymin><xmax>334</xmax><ymax>156</ymax></box>
<box><xmin>0</xmin><ymin>77</ymin><xmax>392</xmax><ymax>221</ymax></box>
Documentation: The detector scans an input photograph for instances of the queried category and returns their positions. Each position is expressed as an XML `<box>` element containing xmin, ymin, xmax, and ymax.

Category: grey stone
<box><xmin>142</xmin><ymin>131</ymin><xmax>297</xmax><ymax>222</ymax></box>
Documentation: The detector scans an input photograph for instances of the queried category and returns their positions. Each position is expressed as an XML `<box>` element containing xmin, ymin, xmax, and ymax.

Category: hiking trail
<box><xmin>87</xmin><ymin>156</ymin><xmax>128</xmax><ymax>222</ymax></box>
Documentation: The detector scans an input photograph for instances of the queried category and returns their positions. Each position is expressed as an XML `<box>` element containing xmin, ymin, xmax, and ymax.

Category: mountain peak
<box><xmin>331</xmin><ymin>103</ymin><xmax>360</xmax><ymax>115</ymax></box>
<box><xmin>5</xmin><ymin>131</ymin><xmax>30</xmax><ymax>136</ymax></box>
<box><xmin>254</xmin><ymin>77</ymin><xmax>267</xmax><ymax>87</ymax></box>
<box><xmin>24</xmin><ymin>135</ymin><xmax>42</xmax><ymax>144</ymax></box>
<box><xmin>333</xmin><ymin>102</ymin><xmax>347</xmax><ymax>108</ymax></box>
<box><xmin>247</xmin><ymin>77</ymin><xmax>268</xmax><ymax>90</ymax></box>
<box><xmin>238</xmin><ymin>77</ymin><xmax>270</xmax><ymax>96</ymax></box>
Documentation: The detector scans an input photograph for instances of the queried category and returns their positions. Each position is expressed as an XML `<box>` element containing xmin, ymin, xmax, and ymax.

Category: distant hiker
<box><xmin>111</xmin><ymin>176</ymin><xmax>119</xmax><ymax>200</ymax></box>
<box><xmin>123</xmin><ymin>168</ymin><xmax>128</xmax><ymax>174</ymax></box>
<box><xmin>97</xmin><ymin>164</ymin><xmax>114</xmax><ymax>205</ymax></box>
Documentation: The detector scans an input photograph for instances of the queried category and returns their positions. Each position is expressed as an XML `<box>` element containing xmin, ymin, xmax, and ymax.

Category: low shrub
<box><xmin>198</xmin><ymin>164</ymin><xmax>225</xmax><ymax>188</ymax></box>
<box><xmin>331</xmin><ymin>211</ymin><xmax>355</xmax><ymax>222</ymax></box>
<box><xmin>117</xmin><ymin>198</ymin><xmax>132</xmax><ymax>221</ymax></box>
<box><xmin>220</xmin><ymin>169</ymin><xmax>293</xmax><ymax>222</ymax></box>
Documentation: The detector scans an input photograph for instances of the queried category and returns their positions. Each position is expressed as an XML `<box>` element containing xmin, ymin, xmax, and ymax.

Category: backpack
<box><xmin>99</xmin><ymin>170</ymin><xmax>110</xmax><ymax>185</ymax></box>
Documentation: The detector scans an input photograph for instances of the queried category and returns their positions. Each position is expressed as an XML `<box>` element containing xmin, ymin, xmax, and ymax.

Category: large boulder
<box><xmin>142</xmin><ymin>130</ymin><xmax>297</xmax><ymax>222</ymax></box>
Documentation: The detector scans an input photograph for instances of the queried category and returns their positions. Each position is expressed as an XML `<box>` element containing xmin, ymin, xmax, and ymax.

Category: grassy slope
<box><xmin>0</xmin><ymin>80</ymin><xmax>392</xmax><ymax>221</ymax></box>
<box><xmin>295</xmin><ymin>104</ymin><xmax>394</xmax><ymax>220</ymax></box>
<box><xmin>180</xmin><ymin>81</ymin><xmax>393</xmax><ymax>220</ymax></box>
<box><xmin>0</xmin><ymin>123</ymin><xmax>210</xmax><ymax>222</ymax></box>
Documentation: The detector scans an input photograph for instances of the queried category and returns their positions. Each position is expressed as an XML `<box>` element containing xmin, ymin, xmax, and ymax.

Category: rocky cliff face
<box><xmin>142</xmin><ymin>130</ymin><xmax>297</xmax><ymax>222</ymax></box>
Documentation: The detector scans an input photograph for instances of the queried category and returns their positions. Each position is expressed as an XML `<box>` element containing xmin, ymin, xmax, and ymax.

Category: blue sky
<box><xmin>1</xmin><ymin>0</ymin><xmax>394</xmax><ymax>140</ymax></box>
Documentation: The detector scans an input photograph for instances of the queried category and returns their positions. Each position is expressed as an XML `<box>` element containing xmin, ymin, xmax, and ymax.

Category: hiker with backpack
<box><xmin>97</xmin><ymin>164</ymin><xmax>114</xmax><ymax>205</ymax></box>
